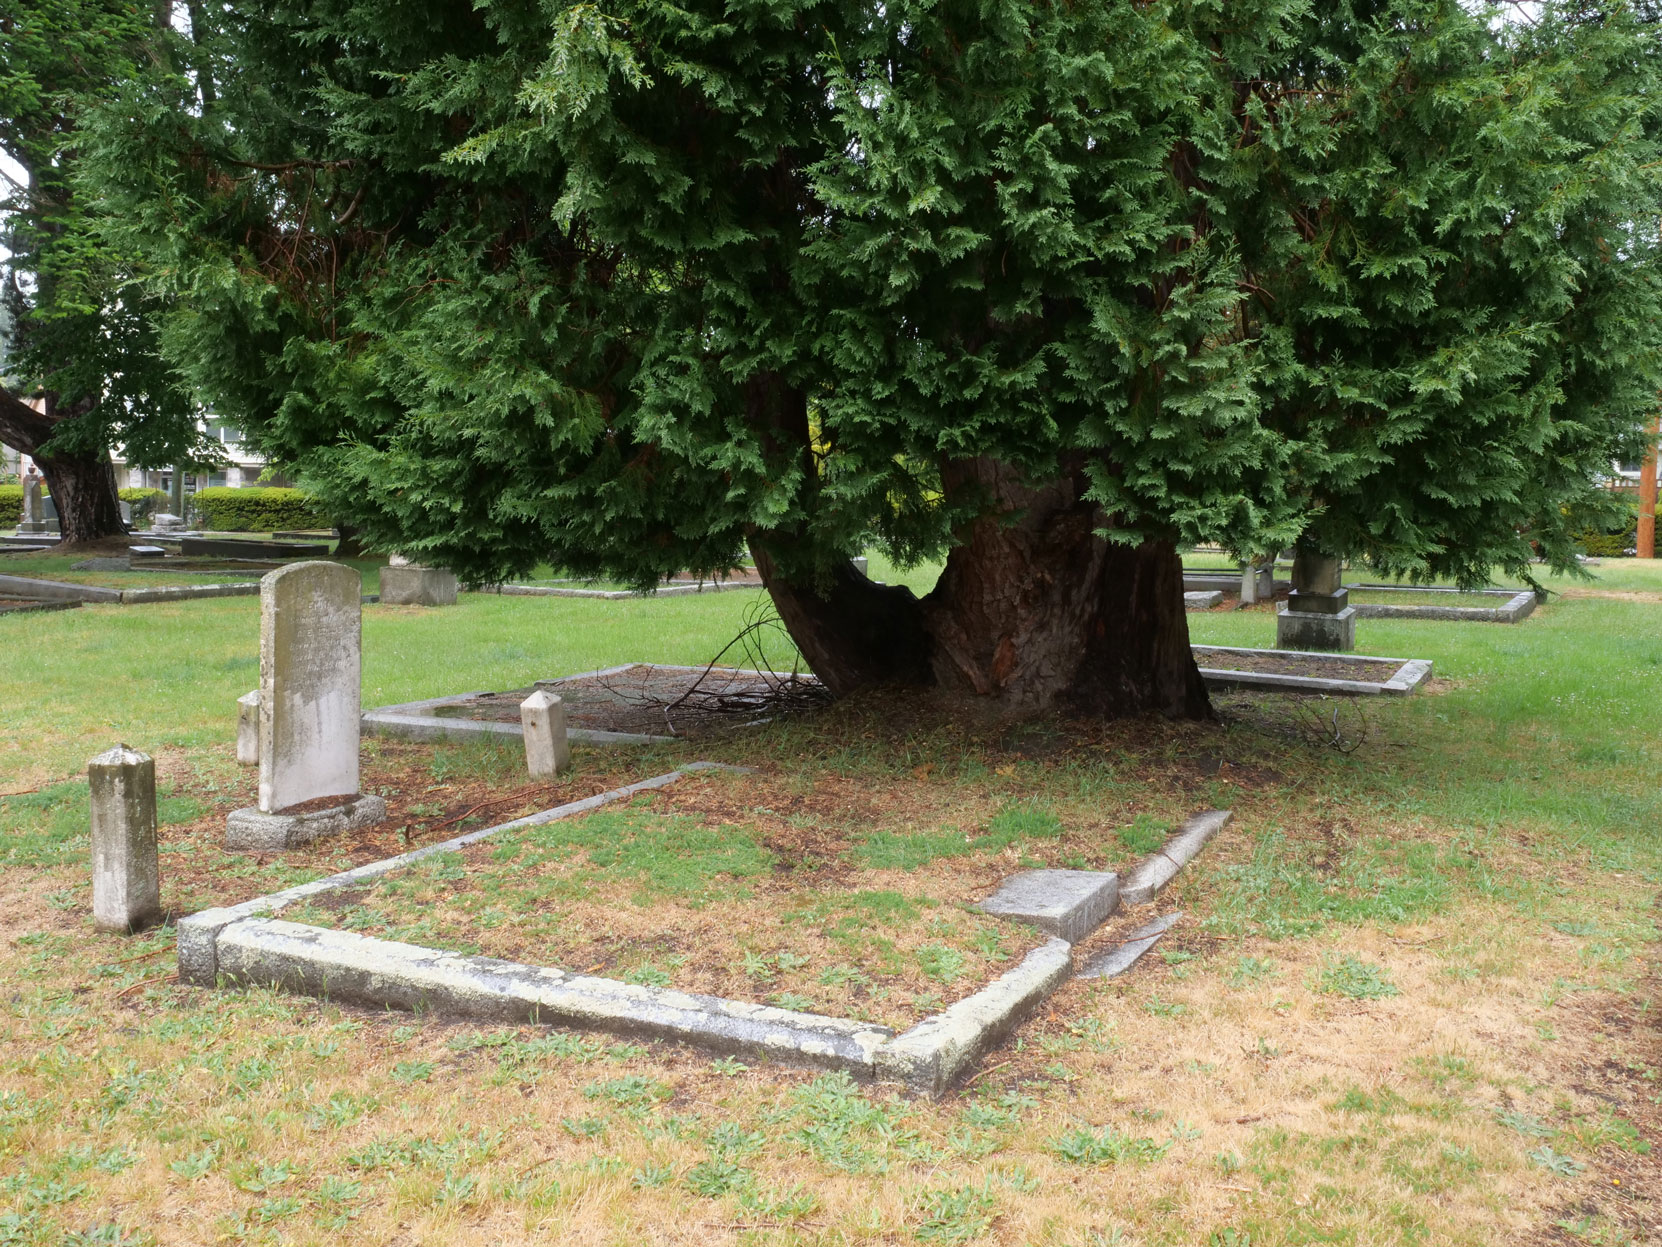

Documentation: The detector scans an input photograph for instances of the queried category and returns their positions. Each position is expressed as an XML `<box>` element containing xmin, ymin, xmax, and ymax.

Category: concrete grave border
<box><xmin>0</xmin><ymin>573</ymin><xmax>261</xmax><ymax>605</ymax></box>
<box><xmin>1346</xmin><ymin>584</ymin><xmax>1537</xmax><ymax>623</ymax></box>
<box><xmin>178</xmin><ymin>762</ymin><xmax>1231</xmax><ymax>1096</ymax></box>
<box><xmin>1193</xmin><ymin>645</ymin><xmax>1433</xmax><ymax>697</ymax></box>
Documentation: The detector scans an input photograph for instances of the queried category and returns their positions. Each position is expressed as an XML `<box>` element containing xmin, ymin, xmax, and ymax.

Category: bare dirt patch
<box><xmin>431</xmin><ymin>663</ymin><xmax>826</xmax><ymax>737</ymax></box>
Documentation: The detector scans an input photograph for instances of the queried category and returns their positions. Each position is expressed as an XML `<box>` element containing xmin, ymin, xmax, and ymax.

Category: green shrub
<box><xmin>1573</xmin><ymin>497</ymin><xmax>1659</xmax><ymax>558</ymax></box>
<box><xmin>191</xmin><ymin>486</ymin><xmax>328</xmax><ymax>531</ymax></box>
<box><xmin>0</xmin><ymin>484</ymin><xmax>22</xmax><ymax>519</ymax></box>
<box><xmin>118</xmin><ymin>487</ymin><xmax>167</xmax><ymax>524</ymax></box>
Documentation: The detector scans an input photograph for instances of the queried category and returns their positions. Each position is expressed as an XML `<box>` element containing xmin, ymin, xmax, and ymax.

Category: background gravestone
<box><xmin>1276</xmin><ymin>548</ymin><xmax>1356</xmax><ymax>651</ymax></box>
<box><xmin>226</xmin><ymin>561</ymin><xmax>385</xmax><ymax>848</ymax></box>
<box><xmin>18</xmin><ymin>474</ymin><xmax>47</xmax><ymax>535</ymax></box>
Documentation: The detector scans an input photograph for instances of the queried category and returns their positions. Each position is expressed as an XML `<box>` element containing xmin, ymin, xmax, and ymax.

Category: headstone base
<box><xmin>380</xmin><ymin>566</ymin><xmax>458</xmax><ymax>607</ymax></box>
<box><xmin>1276</xmin><ymin>605</ymin><xmax>1357</xmax><ymax>652</ymax></box>
<box><xmin>17</xmin><ymin>522</ymin><xmax>48</xmax><ymax>535</ymax></box>
<box><xmin>226</xmin><ymin>794</ymin><xmax>387</xmax><ymax>851</ymax></box>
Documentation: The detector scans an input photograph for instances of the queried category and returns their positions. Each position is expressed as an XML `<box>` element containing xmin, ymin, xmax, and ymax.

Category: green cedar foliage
<box><xmin>0</xmin><ymin>0</ymin><xmax>207</xmax><ymax>470</ymax></box>
<box><xmin>85</xmin><ymin>0</ymin><xmax>1662</xmax><ymax>590</ymax></box>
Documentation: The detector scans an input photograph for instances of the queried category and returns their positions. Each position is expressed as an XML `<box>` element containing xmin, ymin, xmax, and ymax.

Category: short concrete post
<box><xmin>520</xmin><ymin>690</ymin><xmax>570</xmax><ymax>780</ymax></box>
<box><xmin>88</xmin><ymin>746</ymin><xmax>162</xmax><ymax>934</ymax></box>
<box><xmin>236</xmin><ymin>691</ymin><xmax>260</xmax><ymax>766</ymax></box>
<box><xmin>1239</xmin><ymin>563</ymin><xmax>1259</xmax><ymax>605</ymax></box>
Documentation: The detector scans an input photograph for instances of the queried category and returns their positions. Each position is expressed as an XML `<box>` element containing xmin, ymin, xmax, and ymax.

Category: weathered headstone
<box><xmin>151</xmin><ymin>513</ymin><xmax>184</xmax><ymax>533</ymax></box>
<box><xmin>1276</xmin><ymin>547</ymin><xmax>1355</xmax><ymax>651</ymax></box>
<box><xmin>88</xmin><ymin>746</ymin><xmax>161</xmax><ymax>934</ymax></box>
<box><xmin>236</xmin><ymin>690</ymin><xmax>260</xmax><ymax>766</ymax></box>
<box><xmin>520</xmin><ymin>690</ymin><xmax>570</xmax><ymax>780</ymax></box>
<box><xmin>18</xmin><ymin>472</ymin><xmax>46</xmax><ymax>535</ymax></box>
<box><xmin>226</xmin><ymin>561</ymin><xmax>385</xmax><ymax>848</ymax></box>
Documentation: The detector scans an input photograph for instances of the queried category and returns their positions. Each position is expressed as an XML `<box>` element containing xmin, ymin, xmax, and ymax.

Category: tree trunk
<box><xmin>0</xmin><ymin>387</ymin><xmax>128</xmax><ymax>545</ymax></box>
<box><xmin>750</xmin><ymin>538</ymin><xmax>934</xmax><ymax>697</ymax></box>
<box><xmin>921</xmin><ymin>457</ymin><xmax>1210</xmax><ymax>719</ymax></box>
<box><xmin>34</xmin><ymin>448</ymin><xmax>127</xmax><ymax>544</ymax></box>
<box><xmin>333</xmin><ymin>522</ymin><xmax>366</xmax><ymax>558</ymax></box>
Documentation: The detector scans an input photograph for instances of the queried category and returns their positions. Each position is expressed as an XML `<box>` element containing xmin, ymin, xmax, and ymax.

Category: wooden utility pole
<box><xmin>1640</xmin><ymin>411</ymin><xmax>1659</xmax><ymax>559</ymax></box>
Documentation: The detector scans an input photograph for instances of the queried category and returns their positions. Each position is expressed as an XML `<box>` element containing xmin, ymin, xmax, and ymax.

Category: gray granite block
<box><xmin>225</xmin><ymin>794</ymin><xmax>388</xmax><ymax>851</ymax></box>
<box><xmin>217</xmin><ymin>919</ymin><xmax>893</xmax><ymax>1074</ymax></box>
<box><xmin>875</xmin><ymin>939</ymin><xmax>1073</xmax><ymax>1097</ymax></box>
<box><xmin>1184</xmin><ymin>590</ymin><xmax>1223</xmax><ymax>610</ymax></box>
<box><xmin>978</xmin><ymin>870</ymin><xmax>1120</xmax><ymax>944</ymax></box>
<box><xmin>1120</xmin><ymin>810</ymin><xmax>1232</xmax><ymax>906</ymax></box>
<box><xmin>1276</xmin><ymin>604</ymin><xmax>1357</xmax><ymax>651</ymax></box>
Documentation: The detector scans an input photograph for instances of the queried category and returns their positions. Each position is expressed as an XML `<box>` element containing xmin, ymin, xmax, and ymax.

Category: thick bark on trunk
<box><xmin>36</xmin><ymin>451</ymin><xmax>127</xmax><ymax>544</ymax></box>
<box><xmin>920</xmin><ymin>457</ymin><xmax>1210</xmax><ymax>719</ymax></box>
<box><xmin>333</xmin><ymin>523</ymin><xmax>366</xmax><ymax>558</ymax></box>
<box><xmin>750</xmin><ymin>539</ymin><xmax>933</xmax><ymax>697</ymax></box>
<box><xmin>0</xmin><ymin>387</ymin><xmax>127</xmax><ymax>544</ymax></box>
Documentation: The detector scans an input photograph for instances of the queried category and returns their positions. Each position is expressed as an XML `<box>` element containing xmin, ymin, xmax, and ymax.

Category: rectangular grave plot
<box><xmin>366</xmin><ymin>663</ymin><xmax>827</xmax><ymax>743</ymax></box>
<box><xmin>1192</xmin><ymin>645</ymin><xmax>1432</xmax><ymax>696</ymax></box>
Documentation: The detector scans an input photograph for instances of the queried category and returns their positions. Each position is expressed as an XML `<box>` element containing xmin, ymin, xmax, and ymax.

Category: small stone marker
<box><xmin>236</xmin><ymin>690</ymin><xmax>260</xmax><ymax>766</ymax></box>
<box><xmin>520</xmin><ymin>690</ymin><xmax>570</xmax><ymax>779</ymax></box>
<box><xmin>1276</xmin><ymin>547</ymin><xmax>1356</xmax><ymax>651</ymax></box>
<box><xmin>88</xmin><ymin>746</ymin><xmax>161</xmax><ymax>934</ymax></box>
<box><xmin>129</xmin><ymin>545</ymin><xmax>166</xmax><ymax>559</ymax></box>
<box><xmin>978</xmin><ymin>869</ymin><xmax>1120</xmax><ymax>944</ymax></box>
<box><xmin>1183</xmin><ymin>590</ymin><xmax>1222</xmax><ymax>611</ymax></box>
<box><xmin>226</xmin><ymin>561</ymin><xmax>385</xmax><ymax>849</ymax></box>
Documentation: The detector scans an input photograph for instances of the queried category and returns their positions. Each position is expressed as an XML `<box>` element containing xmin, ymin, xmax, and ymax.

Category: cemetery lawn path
<box><xmin>0</xmin><ymin>558</ymin><xmax>1657</xmax><ymax>1245</ymax></box>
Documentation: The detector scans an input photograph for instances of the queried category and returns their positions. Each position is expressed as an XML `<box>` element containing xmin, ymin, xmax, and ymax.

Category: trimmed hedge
<box><xmin>192</xmin><ymin>486</ymin><xmax>329</xmax><ymax>532</ymax></box>
<box><xmin>120</xmin><ymin>487</ymin><xmax>167</xmax><ymax>524</ymax></box>
<box><xmin>0</xmin><ymin>484</ymin><xmax>22</xmax><ymax>519</ymax></box>
<box><xmin>1574</xmin><ymin>497</ymin><xmax>1660</xmax><ymax>558</ymax></box>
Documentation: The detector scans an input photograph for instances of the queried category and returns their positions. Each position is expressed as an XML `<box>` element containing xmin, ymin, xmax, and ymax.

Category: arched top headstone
<box><xmin>258</xmin><ymin>561</ymin><xmax>363</xmax><ymax>813</ymax></box>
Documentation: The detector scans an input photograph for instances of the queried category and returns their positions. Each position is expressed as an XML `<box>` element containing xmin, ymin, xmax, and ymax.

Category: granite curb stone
<box><xmin>217</xmin><ymin>919</ymin><xmax>893</xmax><ymax>1074</ymax></box>
<box><xmin>1120</xmin><ymin>810</ymin><xmax>1232</xmax><ymax>906</ymax></box>
<box><xmin>873</xmin><ymin>939</ymin><xmax>1074</xmax><ymax>1097</ymax></box>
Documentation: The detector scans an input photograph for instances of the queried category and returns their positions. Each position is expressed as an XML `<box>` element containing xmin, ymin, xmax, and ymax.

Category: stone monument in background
<box><xmin>1275</xmin><ymin>547</ymin><xmax>1356</xmax><ymax>651</ymax></box>
<box><xmin>18</xmin><ymin>470</ymin><xmax>47</xmax><ymax>535</ymax></box>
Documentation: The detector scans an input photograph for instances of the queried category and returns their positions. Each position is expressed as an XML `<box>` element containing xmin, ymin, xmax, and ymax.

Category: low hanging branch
<box><xmin>595</xmin><ymin>599</ymin><xmax>832</xmax><ymax>735</ymax></box>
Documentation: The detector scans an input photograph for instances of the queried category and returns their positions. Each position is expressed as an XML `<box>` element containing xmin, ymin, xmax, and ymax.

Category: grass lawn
<box><xmin>0</xmin><ymin>558</ymin><xmax>1657</xmax><ymax>1244</ymax></box>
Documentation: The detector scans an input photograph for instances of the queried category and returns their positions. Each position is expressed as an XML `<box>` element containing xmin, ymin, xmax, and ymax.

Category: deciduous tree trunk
<box><xmin>0</xmin><ymin>388</ymin><xmax>128</xmax><ymax>545</ymax></box>
<box><xmin>752</xmin><ymin>455</ymin><xmax>1211</xmax><ymax>720</ymax></box>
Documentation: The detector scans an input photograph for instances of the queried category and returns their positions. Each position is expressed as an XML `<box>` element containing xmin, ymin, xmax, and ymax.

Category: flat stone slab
<box><xmin>217</xmin><ymin>919</ymin><xmax>893</xmax><ymax>1074</ymax></box>
<box><xmin>978</xmin><ymin>869</ymin><xmax>1120</xmax><ymax>944</ymax></box>
<box><xmin>226</xmin><ymin>794</ymin><xmax>387</xmax><ymax>851</ymax></box>
<box><xmin>1121</xmin><ymin>810</ymin><xmax>1231</xmax><ymax>906</ymax></box>
<box><xmin>874</xmin><ymin>939</ymin><xmax>1073</xmax><ymax>1097</ymax></box>
<box><xmin>1076</xmin><ymin>912</ymin><xmax>1182</xmax><ymax>979</ymax></box>
<box><xmin>1184</xmin><ymin>590</ymin><xmax>1223</xmax><ymax>610</ymax></box>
